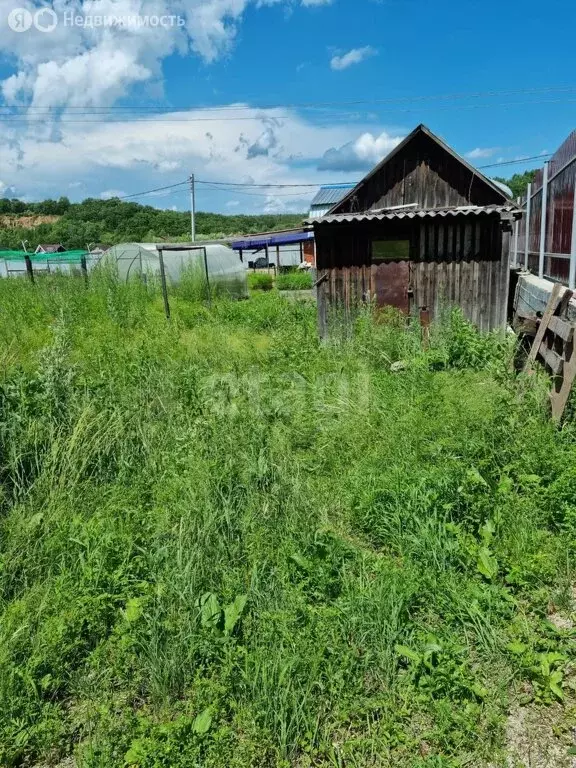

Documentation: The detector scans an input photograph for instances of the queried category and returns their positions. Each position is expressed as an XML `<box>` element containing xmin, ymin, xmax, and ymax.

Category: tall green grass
<box><xmin>0</xmin><ymin>271</ymin><xmax>574</xmax><ymax>767</ymax></box>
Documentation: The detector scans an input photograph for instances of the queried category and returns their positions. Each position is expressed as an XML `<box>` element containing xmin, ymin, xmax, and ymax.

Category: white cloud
<box><xmin>0</xmin><ymin>104</ymin><xmax>401</xmax><ymax>211</ymax></box>
<box><xmin>466</xmin><ymin>147</ymin><xmax>499</xmax><ymax>160</ymax></box>
<box><xmin>0</xmin><ymin>179</ymin><xmax>15</xmax><ymax>196</ymax></box>
<box><xmin>247</xmin><ymin>123</ymin><xmax>278</xmax><ymax>158</ymax></box>
<box><xmin>301</xmin><ymin>0</ymin><xmax>333</xmax><ymax>5</ymax></box>
<box><xmin>226</xmin><ymin>200</ymin><xmax>240</xmax><ymax>207</ymax></box>
<box><xmin>155</xmin><ymin>160</ymin><xmax>181</xmax><ymax>172</ymax></box>
<box><xmin>330</xmin><ymin>46</ymin><xmax>376</xmax><ymax>71</ymax></box>
<box><xmin>100</xmin><ymin>189</ymin><xmax>126</xmax><ymax>199</ymax></box>
<box><xmin>0</xmin><ymin>0</ymin><xmax>335</xmax><ymax>113</ymax></box>
<box><xmin>318</xmin><ymin>130</ymin><xmax>403</xmax><ymax>172</ymax></box>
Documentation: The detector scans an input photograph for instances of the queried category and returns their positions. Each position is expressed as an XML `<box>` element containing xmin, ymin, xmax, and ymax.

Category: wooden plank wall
<box><xmin>315</xmin><ymin>215</ymin><xmax>510</xmax><ymax>333</ymax></box>
<box><xmin>412</xmin><ymin>216</ymin><xmax>508</xmax><ymax>331</ymax></box>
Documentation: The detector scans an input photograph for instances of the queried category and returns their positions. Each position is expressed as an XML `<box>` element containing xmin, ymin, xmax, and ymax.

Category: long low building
<box><xmin>230</xmin><ymin>229</ymin><xmax>314</xmax><ymax>267</ymax></box>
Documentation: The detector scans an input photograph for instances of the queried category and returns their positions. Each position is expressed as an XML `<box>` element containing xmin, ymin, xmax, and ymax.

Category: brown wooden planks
<box><xmin>540</xmin><ymin>345</ymin><xmax>564</xmax><ymax>377</ymax></box>
<box><xmin>551</xmin><ymin>339</ymin><xmax>576</xmax><ymax>422</ymax></box>
<box><xmin>548</xmin><ymin>315</ymin><xmax>574</xmax><ymax>344</ymax></box>
<box><xmin>524</xmin><ymin>283</ymin><xmax>563</xmax><ymax>370</ymax></box>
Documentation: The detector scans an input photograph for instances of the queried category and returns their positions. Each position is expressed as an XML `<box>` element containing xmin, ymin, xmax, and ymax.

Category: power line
<box><xmin>3</xmin><ymin>97</ymin><xmax>576</xmax><ymax>123</ymax></box>
<box><xmin>478</xmin><ymin>154</ymin><xmax>552</xmax><ymax>168</ymax></box>
<box><xmin>98</xmin><ymin>153</ymin><xmax>553</xmax><ymax>203</ymax></box>
<box><xmin>115</xmin><ymin>181</ymin><xmax>190</xmax><ymax>200</ymax></box>
<box><xmin>2</xmin><ymin>85</ymin><xmax>575</xmax><ymax>113</ymax></box>
<box><xmin>195</xmin><ymin>180</ymin><xmax>341</xmax><ymax>188</ymax></box>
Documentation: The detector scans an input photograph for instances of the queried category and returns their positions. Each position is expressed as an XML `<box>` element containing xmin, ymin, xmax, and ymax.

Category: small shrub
<box><xmin>276</xmin><ymin>272</ymin><xmax>313</xmax><ymax>291</ymax></box>
<box><xmin>248</xmin><ymin>273</ymin><xmax>274</xmax><ymax>291</ymax></box>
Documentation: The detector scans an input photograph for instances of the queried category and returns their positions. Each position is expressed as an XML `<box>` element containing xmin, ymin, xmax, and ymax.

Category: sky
<box><xmin>0</xmin><ymin>0</ymin><xmax>575</xmax><ymax>214</ymax></box>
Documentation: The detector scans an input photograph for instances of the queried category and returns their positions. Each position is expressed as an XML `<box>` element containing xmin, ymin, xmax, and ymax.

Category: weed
<box><xmin>248</xmin><ymin>272</ymin><xmax>274</xmax><ymax>291</ymax></box>
<box><xmin>276</xmin><ymin>271</ymin><xmax>313</xmax><ymax>291</ymax></box>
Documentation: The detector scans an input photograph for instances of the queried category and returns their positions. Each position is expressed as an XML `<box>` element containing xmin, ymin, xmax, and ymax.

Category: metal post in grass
<box><xmin>157</xmin><ymin>248</ymin><xmax>171</xmax><ymax>320</ymax></box>
<box><xmin>80</xmin><ymin>255</ymin><xmax>89</xmax><ymax>287</ymax></box>
<box><xmin>24</xmin><ymin>252</ymin><xmax>34</xmax><ymax>283</ymax></box>
<box><xmin>512</xmin><ymin>197</ymin><xmax>520</xmax><ymax>267</ymax></box>
<box><xmin>202</xmin><ymin>246</ymin><xmax>212</xmax><ymax>307</ymax></box>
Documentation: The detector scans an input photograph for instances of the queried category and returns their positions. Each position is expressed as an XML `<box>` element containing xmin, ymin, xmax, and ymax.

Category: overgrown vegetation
<box><xmin>0</xmin><ymin>197</ymin><xmax>305</xmax><ymax>251</ymax></box>
<box><xmin>0</xmin><ymin>273</ymin><xmax>575</xmax><ymax>767</ymax></box>
<box><xmin>247</xmin><ymin>272</ymin><xmax>275</xmax><ymax>291</ymax></box>
<box><xmin>275</xmin><ymin>271</ymin><xmax>313</xmax><ymax>291</ymax></box>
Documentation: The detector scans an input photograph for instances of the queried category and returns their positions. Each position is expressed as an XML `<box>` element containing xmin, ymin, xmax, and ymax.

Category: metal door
<box><xmin>374</xmin><ymin>260</ymin><xmax>411</xmax><ymax>313</ymax></box>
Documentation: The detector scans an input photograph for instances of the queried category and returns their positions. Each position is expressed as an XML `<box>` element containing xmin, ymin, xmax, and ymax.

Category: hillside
<box><xmin>0</xmin><ymin>197</ymin><xmax>306</xmax><ymax>250</ymax></box>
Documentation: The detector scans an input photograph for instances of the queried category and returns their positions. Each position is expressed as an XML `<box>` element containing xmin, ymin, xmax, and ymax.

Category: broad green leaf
<box><xmin>506</xmin><ymin>642</ymin><xmax>528</xmax><ymax>656</ymax></box>
<box><xmin>124</xmin><ymin>598</ymin><xmax>142</xmax><ymax>623</ymax></box>
<box><xmin>466</xmin><ymin>468</ymin><xmax>488</xmax><ymax>487</ymax></box>
<box><xmin>471</xmin><ymin>683</ymin><xmax>489</xmax><ymax>699</ymax></box>
<box><xmin>193</xmin><ymin>708</ymin><xmax>212</xmax><ymax>734</ymax></box>
<box><xmin>395</xmin><ymin>644</ymin><xmax>421</xmax><ymax>662</ymax></box>
<box><xmin>549</xmin><ymin>673</ymin><xmax>564</xmax><ymax>701</ymax></box>
<box><xmin>124</xmin><ymin>738</ymin><xmax>146</xmax><ymax>766</ymax></box>
<box><xmin>224</xmin><ymin>594</ymin><xmax>248</xmax><ymax>636</ymax></box>
<box><xmin>290</xmin><ymin>553</ymin><xmax>312</xmax><ymax>572</ymax></box>
<box><xmin>497</xmin><ymin>475</ymin><xmax>514</xmax><ymax>495</ymax></box>
<box><xmin>28</xmin><ymin>512</ymin><xmax>44</xmax><ymax>528</ymax></box>
<box><xmin>198</xmin><ymin>592</ymin><xmax>221</xmax><ymax>629</ymax></box>
<box><xmin>480</xmin><ymin>520</ymin><xmax>495</xmax><ymax>545</ymax></box>
<box><xmin>477</xmin><ymin>547</ymin><xmax>498</xmax><ymax>580</ymax></box>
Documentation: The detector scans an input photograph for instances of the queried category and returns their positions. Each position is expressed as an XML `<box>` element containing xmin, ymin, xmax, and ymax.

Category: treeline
<box><xmin>0</xmin><ymin>197</ymin><xmax>306</xmax><ymax>250</ymax></box>
<box><xmin>493</xmin><ymin>170</ymin><xmax>537</xmax><ymax>199</ymax></box>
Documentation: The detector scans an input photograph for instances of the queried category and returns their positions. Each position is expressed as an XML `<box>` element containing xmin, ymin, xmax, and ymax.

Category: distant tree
<box><xmin>494</xmin><ymin>170</ymin><xmax>537</xmax><ymax>199</ymax></box>
<box><xmin>0</xmin><ymin>196</ymin><xmax>307</xmax><ymax>250</ymax></box>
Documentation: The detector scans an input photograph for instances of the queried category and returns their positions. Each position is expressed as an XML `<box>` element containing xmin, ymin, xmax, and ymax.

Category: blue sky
<box><xmin>0</xmin><ymin>0</ymin><xmax>574</xmax><ymax>213</ymax></box>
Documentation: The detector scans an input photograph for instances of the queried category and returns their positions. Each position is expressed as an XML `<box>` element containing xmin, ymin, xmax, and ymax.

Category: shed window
<box><xmin>372</xmin><ymin>239</ymin><xmax>410</xmax><ymax>263</ymax></box>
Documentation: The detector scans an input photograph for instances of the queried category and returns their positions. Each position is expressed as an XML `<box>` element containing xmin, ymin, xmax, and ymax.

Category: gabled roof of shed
<box><xmin>327</xmin><ymin>124</ymin><xmax>511</xmax><ymax>215</ymax></box>
<box><xmin>35</xmin><ymin>243</ymin><xmax>65</xmax><ymax>253</ymax></box>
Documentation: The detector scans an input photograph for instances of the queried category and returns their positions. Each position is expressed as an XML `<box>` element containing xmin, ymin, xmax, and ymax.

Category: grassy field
<box><xmin>0</xmin><ymin>271</ymin><xmax>575</xmax><ymax>767</ymax></box>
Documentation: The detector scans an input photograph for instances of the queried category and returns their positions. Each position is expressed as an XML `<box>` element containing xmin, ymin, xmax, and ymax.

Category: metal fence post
<box><xmin>524</xmin><ymin>182</ymin><xmax>531</xmax><ymax>270</ymax></box>
<box><xmin>80</xmin><ymin>255</ymin><xmax>89</xmax><ymax>287</ymax></box>
<box><xmin>157</xmin><ymin>248</ymin><xmax>171</xmax><ymax>320</ymax></box>
<box><xmin>570</xmin><ymin>187</ymin><xmax>576</xmax><ymax>291</ymax></box>
<box><xmin>513</xmin><ymin>196</ymin><xmax>520</xmax><ymax>266</ymax></box>
<box><xmin>538</xmin><ymin>162</ymin><xmax>549</xmax><ymax>279</ymax></box>
<box><xmin>24</xmin><ymin>253</ymin><xmax>34</xmax><ymax>283</ymax></box>
<box><xmin>202</xmin><ymin>247</ymin><xmax>211</xmax><ymax>307</ymax></box>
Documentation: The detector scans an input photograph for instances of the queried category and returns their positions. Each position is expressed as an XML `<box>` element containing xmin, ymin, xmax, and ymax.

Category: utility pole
<box><xmin>190</xmin><ymin>174</ymin><xmax>196</xmax><ymax>242</ymax></box>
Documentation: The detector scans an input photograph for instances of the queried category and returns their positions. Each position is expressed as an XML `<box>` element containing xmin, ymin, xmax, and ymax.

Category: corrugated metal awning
<box><xmin>307</xmin><ymin>204</ymin><xmax>521</xmax><ymax>225</ymax></box>
<box><xmin>231</xmin><ymin>230</ymin><xmax>314</xmax><ymax>250</ymax></box>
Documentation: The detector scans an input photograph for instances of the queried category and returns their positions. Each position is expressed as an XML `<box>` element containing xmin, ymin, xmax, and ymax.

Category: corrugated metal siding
<box><xmin>523</xmin><ymin>131</ymin><xmax>576</xmax><ymax>283</ymax></box>
<box><xmin>310</xmin><ymin>185</ymin><xmax>356</xmax><ymax>207</ymax></box>
<box><xmin>308</xmin><ymin>204</ymin><xmax>334</xmax><ymax>219</ymax></box>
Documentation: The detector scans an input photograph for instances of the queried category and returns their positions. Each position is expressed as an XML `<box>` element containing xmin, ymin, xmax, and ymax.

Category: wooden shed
<box><xmin>310</xmin><ymin>124</ymin><xmax>522</xmax><ymax>334</ymax></box>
